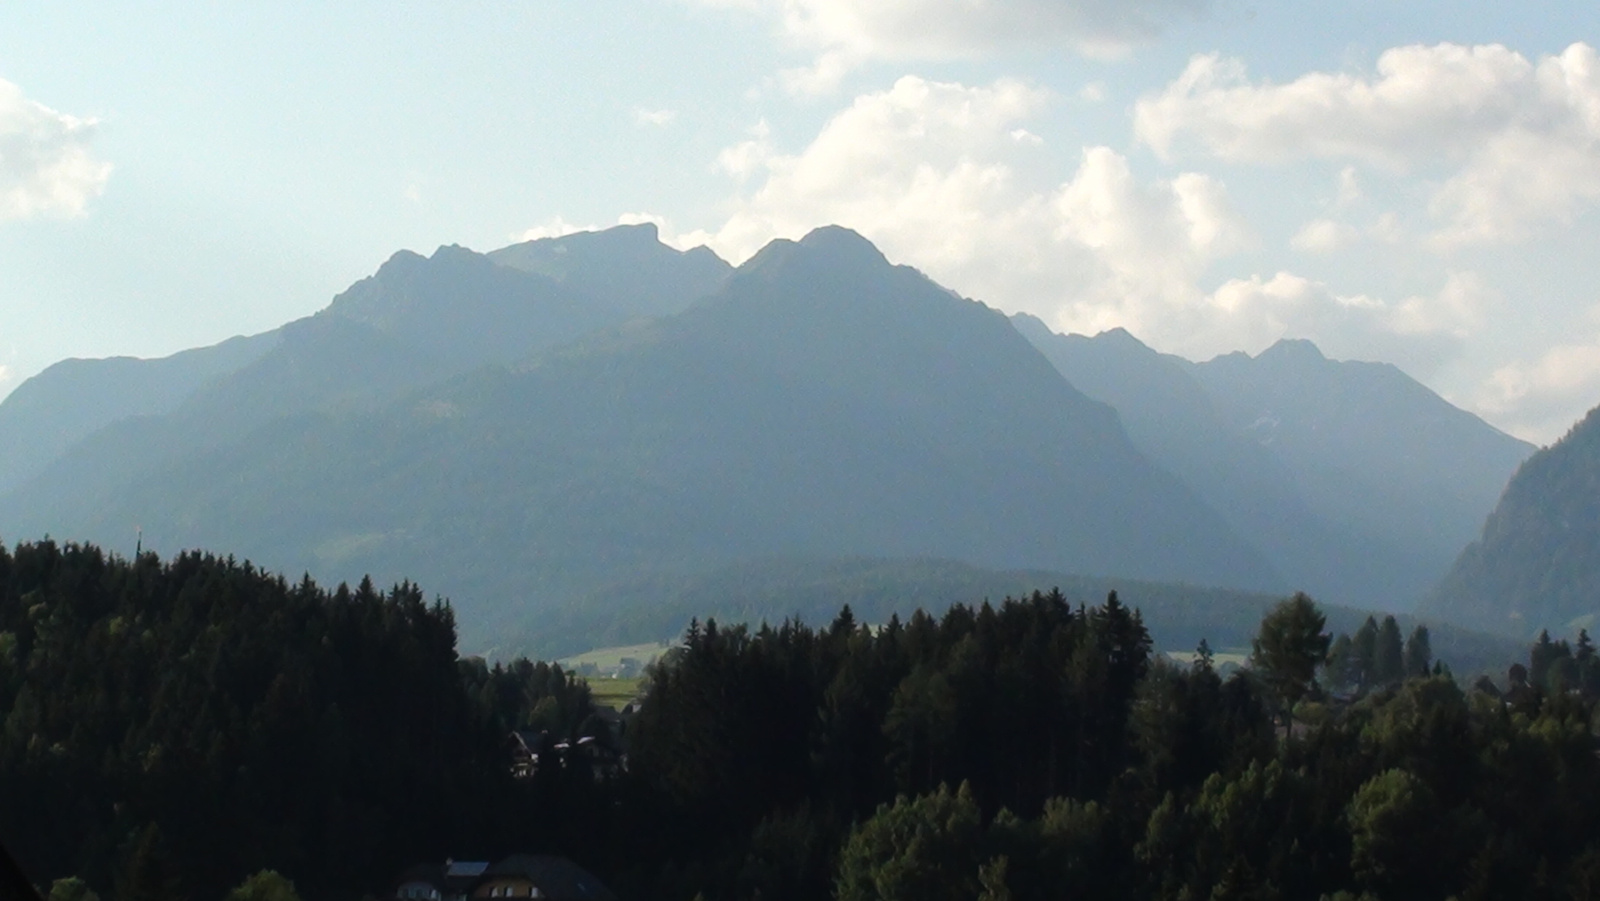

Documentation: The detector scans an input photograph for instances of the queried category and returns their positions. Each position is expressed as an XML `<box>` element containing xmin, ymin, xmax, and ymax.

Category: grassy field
<box><xmin>586</xmin><ymin>676</ymin><xmax>644</xmax><ymax>711</ymax></box>
<box><xmin>560</xmin><ymin>641</ymin><xmax>670</xmax><ymax>672</ymax></box>
<box><xmin>1165</xmin><ymin>649</ymin><xmax>1251</xmax><ymax>668</ymax></box>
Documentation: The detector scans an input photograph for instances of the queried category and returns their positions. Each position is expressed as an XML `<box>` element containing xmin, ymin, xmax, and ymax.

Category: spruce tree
<box><xmin>1374</xmin><ymin>616</ymin><xmax>1405</xmax><ymax>686</ymax></box>
<box><xmin>1402</xmin><ymin>625</ymin><xmax>1432</xmax><ymax>678</ymax></box>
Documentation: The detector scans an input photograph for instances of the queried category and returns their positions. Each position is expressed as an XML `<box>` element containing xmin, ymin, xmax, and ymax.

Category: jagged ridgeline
<box><xmin>0</xmin><ymin>227</ymin><xmax>1275</xmax><ymax>650</ymax></box>
<box><xmin>0</xmin><ymin>224</ymin><xmax>1531</xmax><ymax>651</ymax></box>
<box><xmin>0</xmin><ymin>541</ymin><xmax>603</xmax><ymax>901</ymax></box>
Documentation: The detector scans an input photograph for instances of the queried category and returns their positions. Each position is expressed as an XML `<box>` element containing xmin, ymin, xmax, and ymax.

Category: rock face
<box><xmin>0</xmin><ymin>226</ymin><xmax>1278</xmax><ymax>648</ymax></box>
<box><xmin>1015</xmin><ymin>317</ymin><xmax>1534</xmax><ymax>610</ymax></box>
<box><xmin>1424</xmin><ymin>405</ymin><xmax>1600</xmax><ymax>636</ymax></box>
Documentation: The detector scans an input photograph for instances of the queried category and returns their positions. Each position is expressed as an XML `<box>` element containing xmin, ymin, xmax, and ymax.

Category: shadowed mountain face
<box><xmin>1014</xmin><ymin>316</ymin><xmax>1533</xmax><ymax>610</ymax></box>
<box><xmin>0</xmin><ymin>228</ymin><xmax>731</xmax><ymax>529</ymax></box>
<box><xmin>1189</xmin><ymin>339</ymin><xmax>1532</xmax><ymax>605</ymax></box>
<box><xmin>0</xmin><ymin>226</ymin><xmax>1279</xmax><ymax>648</ymax></box>
<box><xmin>1424</xmin><ymin>405</ymin><xmax>1600</xmax><ymax>636</ymax></box>
<box><xmin>0</xmin><ymin>333</ymin><xmax>279</xmax><ymax>494</ymax></box>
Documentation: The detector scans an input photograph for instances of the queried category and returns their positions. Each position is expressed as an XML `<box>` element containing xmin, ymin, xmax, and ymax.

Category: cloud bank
<box><xmin>1136</xmin><ymin>42</ymin><xmax>1600</xmax><ymax>247</ymax></box>
<box><xmin>0</xmin><ymin>79</ymin><xmax>111</xmax><ymax>221</ymax></box>
<box><xmin>702</xmin><ymin>0</ymin><xmax>1208</xmax><ymax>91</ymax></box>
<box><xmin>678</xmin><ymin>75</ymin><xmax>1472</xmax><ymax>369</ymax></box>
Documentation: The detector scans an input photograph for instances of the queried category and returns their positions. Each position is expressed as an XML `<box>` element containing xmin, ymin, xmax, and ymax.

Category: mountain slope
<box><xmin>0</xmin><ymin>225</ymin><xmax>728</xmax><ymax>501</ymax></box>
<box><xmin>506</xmin><ymin>554</ymin><xmax>1525</xmax><ymax>675</ymax></box>
<box><xmin>0</xmin><ymin>332</ymin><xmax>278</xmax><ymax>493</ymax></box>
<box><xmin>1013</xmin><ymin>318</ymin><xmax>1361</xmax><ymax>604</ymax></box>
<box><xmin>1013</xmin><ymin>319</ymin><xmax>1532</xmax><ymax>609</ymax></box>
<box><xmin>1</xmin><ymin>230</ymin><xmax>729</xmax><ymax>530</ymax></box>
<box><xmin>1185</xmin><ymin>339</ymin><xmax>1532</xmax><ymax>606</ymax></box>
<box><xmin>3</xmin><ymin>227</ymin><xmax>1281</xmax><ymax>647</ymax></box>
<box><xmin>1424</xmin><ymin>404</ymin><xmax>1600</xmax><ymax>635</ymax></box>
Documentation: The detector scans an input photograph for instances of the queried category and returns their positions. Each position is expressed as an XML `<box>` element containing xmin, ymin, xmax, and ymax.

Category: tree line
<box><xmin>6</xmin><ymin>540</ymin><xmax>1600</xmax><ymax>900</ymax></box>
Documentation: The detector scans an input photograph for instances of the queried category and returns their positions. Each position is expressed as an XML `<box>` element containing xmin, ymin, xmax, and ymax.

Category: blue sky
<box><xmin>2</xmin><ymin>1</ymin><xmax>1598</xmax><ymax>440</ymax></box>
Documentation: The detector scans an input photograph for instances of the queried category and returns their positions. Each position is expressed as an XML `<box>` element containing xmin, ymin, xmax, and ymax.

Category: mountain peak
<box><xmin>738</xmin><ymin>227</ymin><xmax>894</xmax><ymax>284</ymax></box>
<box><xmin>798</xmin><ymin>225</ymin><xmax>887</xmax><ymax>261</ymax></box>
<box><xmin>1257</xmin><ymin>338</ymin><xmax>1326</xmax><ymax>363</ymax></box>
<box><xmin>1095</xmin><ymin>327</ymin><xmax>1151</xmax><ymax>350</ymax></box>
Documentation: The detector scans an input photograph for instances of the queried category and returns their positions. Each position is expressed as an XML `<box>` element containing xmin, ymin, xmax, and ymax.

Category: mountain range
<box><xmin>1013</xmin><ymin>318</ymin><xmax>1532</xmax><ymax>611</ymax></box>
<box><xmin>0</xmin><ymin>224</ymin><xmax>1536</xmax><ymax>651</ymax></box>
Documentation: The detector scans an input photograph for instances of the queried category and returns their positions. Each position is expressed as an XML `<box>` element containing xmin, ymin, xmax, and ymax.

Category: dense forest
<box><xmin>0</xmin><ymin>541</ymin><xmax>607</xmax><ymax>901</ymax></box>
<box><xmin>5</xmin><ymin>540</ymin><xmax>1600</xmax><ymax>900</ymax></box>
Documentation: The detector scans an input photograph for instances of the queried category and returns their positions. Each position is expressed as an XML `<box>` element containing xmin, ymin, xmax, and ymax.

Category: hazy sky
<box><xmin>2</xmin><ymin>1</ymin><xmax>1598</xmax><ymax>441</ymax></box>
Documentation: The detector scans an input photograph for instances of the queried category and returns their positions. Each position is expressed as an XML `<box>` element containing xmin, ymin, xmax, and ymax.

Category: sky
<box><xmin>1</xmin><ymin>1</ymin><xmax>1598</xmax><ymax>442</ymax></box>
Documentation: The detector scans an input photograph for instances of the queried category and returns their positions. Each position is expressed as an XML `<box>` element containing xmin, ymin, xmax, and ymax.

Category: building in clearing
<box><xmin>394</xmin><ymin>855</ymin><xmax>615</xmax><ymax>901</ymax></box>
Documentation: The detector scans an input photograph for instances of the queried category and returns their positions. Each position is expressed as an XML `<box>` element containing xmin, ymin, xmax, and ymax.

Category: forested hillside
<box><xmin>1427</xmin><ymin>403</ymin><xmax>1600</xmax><ymax>635</ymax></box>
<box><xmin>0</xmin><ymin>541</ymin><xmax>608</xmax><ymax>901</ymax></box>
<box><xmin>509</xmin><ymin>555</ymin><xmax>1523</xmax><ymax>674</ymax></box>
<box><xmin>6</xmin><ymin>540</ymin><xmax>1600</xmax><ymax>901</ymax></box>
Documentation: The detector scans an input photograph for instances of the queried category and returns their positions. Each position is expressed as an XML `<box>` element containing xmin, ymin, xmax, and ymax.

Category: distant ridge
<box><xmin>1014</xmin><ymin>315</ymin><xmax>1533</xmax><ymax>610</ymax></box>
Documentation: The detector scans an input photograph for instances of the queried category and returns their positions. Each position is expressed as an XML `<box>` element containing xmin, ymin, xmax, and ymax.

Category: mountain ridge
<box><xmin>1014</xmin><ymin>314</ymin><xmax>1533</xmax><ymax>610</ymax></box>
<box><xmin>1</xmin><ymin>226</ymin><xmax>1282</xmax><ymax>648</ymax></box>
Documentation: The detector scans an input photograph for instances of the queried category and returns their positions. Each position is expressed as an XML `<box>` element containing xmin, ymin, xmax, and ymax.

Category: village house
<box><xmin>394</xmin><ymin>856</ymin><xmax>614</xmax><ymax>901</ymax></box>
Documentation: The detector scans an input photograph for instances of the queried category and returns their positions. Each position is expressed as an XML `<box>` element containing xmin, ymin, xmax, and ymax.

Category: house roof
<box><xmin>446</xmin><ymin>862</ymin><xmax>489</xmax><ymax>879</ymax></box>
<box><xmin>480</xmin><ymin>855</ymin><xmax>616</xmax><ymax>901</ymax></box>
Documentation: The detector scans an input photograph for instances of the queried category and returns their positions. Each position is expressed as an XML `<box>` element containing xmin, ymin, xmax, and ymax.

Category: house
<box><xmin>472</xmin><ymin>855</ymin><xmax>616</xmax><ymax>901</ymax></box>
<box><xmin>506</xmin><ymin>730</ymin><xmax>625</xmax><ymax>781</ymax></box>
<box><xmin>507</xmin><ymin>731</ymin><xmax>546</xmax><ymax>779</ymax></box>
<box><xmin>394</xmin><ymin>860</ymin><xmax>489</xmax><ymax>901</ymax></box>
<box><xmin>395</xmin><ymin>856</ymin><xmax>614</xmax><ymax>901</ymax></box>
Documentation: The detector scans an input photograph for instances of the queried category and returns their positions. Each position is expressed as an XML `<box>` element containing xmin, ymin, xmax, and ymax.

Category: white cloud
<box><xmin>700</xmin><ymin>0</ymin><xmax>1207</xmax><ymax>91</ymax></box>
<box><xmin>634</xmin><ymin>108</ymin><xmax>678</xmax><ymax>127</ymax></box>
<box><xmin>1078</xmin><ymin>82</ymin><xmax>1107</xmax><ymax>103</ymax></box>
<box><xmin>0</xmin><ymin>79</ymin><xmax>111</xmax><ymax>221</ymax></box>
<box><xmin>1135</xmin><ymin>42</ymin><xmax>1600</xmax><ymax>247</ymax></box>
<box><xmin>1478</xmin><ymin>335</ymin><xmax>1600</xmax><ymax>443</ymax></box>
<box><xmin>512</xmin><ymin>212</ymin><xmax>675</xmax><ymax>245</ymax></box>
<box><xmin>716</xmin><ymin>120</ymin><xmax>774</xmax><ymax>182</ymax></box>
<box><xmin>617</xmin><ymin>211</ymin><xmax>669</xmax><ymax>230</ymax></box>
<box><xmin>670</xmin><ymin>76</ymin><xmax>1479</xmax><ymax>371</ymax></box>
<box><xmin>513</xmin><ymin>216</ymin><xmax>597</xmax><ymax>242</ymax></box>
<box><xmin>1185</xmin><ymin>270</ymin><xmax>1492</xmax><ymax>376</ymax></box>
<box><xmin>1335</xmin><ymin>166</ymin><xmax>1363</xmax><ymax>207</ymax></box>
<box><xmin>1291</xmin><ymin>219</ymin><xmax>1360</xmax><ymax>253</ymax></box>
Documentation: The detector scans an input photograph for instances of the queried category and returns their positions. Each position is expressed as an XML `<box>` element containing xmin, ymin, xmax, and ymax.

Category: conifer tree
<box><xmin>1402</xmin><ymin>625</ymin><xmax>1432</xmax><ymax>678</ymax></box>
<box><xmin>1250</xmin><ymin>593</ymin><xmax>1330</xmax><ymax>737</ymax></box>
<box><xmin>1373</xmin><ymin>616</ymin><xmax>1405</xmax><ymax>686</ymax></box>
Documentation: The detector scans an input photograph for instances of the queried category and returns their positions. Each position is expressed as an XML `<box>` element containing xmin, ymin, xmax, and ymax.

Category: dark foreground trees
<box><xmin>8</xmin><ymin>539</ymin><xmax>1600</xmax><ymax>901</ymax></box>
<box><xmin>0</xmin><ymin>540</ymin><xmax>605</xmax><ymax>901</ymax></box>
